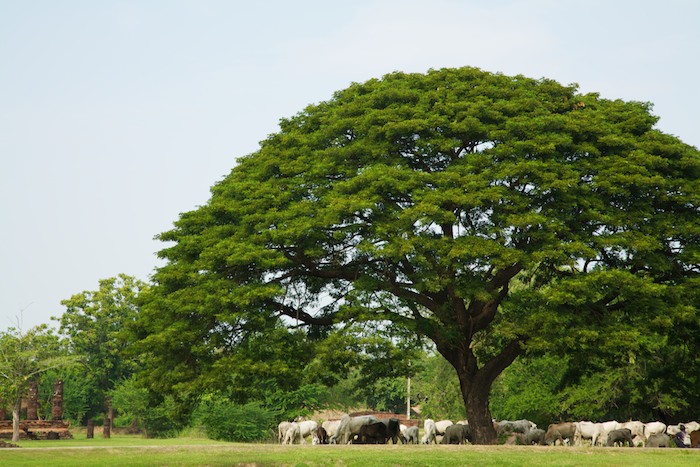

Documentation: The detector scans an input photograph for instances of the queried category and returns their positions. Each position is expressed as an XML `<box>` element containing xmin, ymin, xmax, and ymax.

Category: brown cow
<box><xmin>690</xmin><ymin>430</ymin><xmax>700</xmax><ymax>448</ymax></box>
<box><xmin>544</xmin><ymin>422</ymin><xmax>576</xmax><ymax>446</ymax></box>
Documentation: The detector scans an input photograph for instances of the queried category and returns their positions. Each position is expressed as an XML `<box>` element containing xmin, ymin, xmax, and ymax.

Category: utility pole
<box><xmin>406</xmin><ymin>360</ymin><xmax>411</xmax><ymax>420</ymax></box>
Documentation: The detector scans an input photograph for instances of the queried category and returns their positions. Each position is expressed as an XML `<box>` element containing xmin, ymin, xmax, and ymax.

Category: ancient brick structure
<box><xmin>27</xmin><ymin>381</ymin><xmax>39</xmax><ymax>420</ymax></box>
<box><xmin>51</xmin><ymin>380</ymin><xmax>63</xmax><ymax>420</ymax></box>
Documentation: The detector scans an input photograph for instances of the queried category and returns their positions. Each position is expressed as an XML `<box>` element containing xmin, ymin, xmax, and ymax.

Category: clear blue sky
<box><xmin>1</xmin><ymin>0</ymin><xmax>699</xmax><ymax>330</ymax></box>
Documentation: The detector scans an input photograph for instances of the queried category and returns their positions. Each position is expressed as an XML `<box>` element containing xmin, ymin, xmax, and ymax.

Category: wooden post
<box><xmin>51</xmin><ymin>380</ymin><xmax>63</xmax><ymax>420</ymax></box>
<box><xmin>87</xmin><ymin>419</ymin><xmax>94</xmax><ymax>439</ymax></box>
<box><xmin>27</xmin><ymin>380</ymin><xmax>39</xmax><ymax>420</ymax></box>
<box><xmin>107</xmin><ymin>405</ymin><xmax>114</xmax><ymax>430</ymax></box>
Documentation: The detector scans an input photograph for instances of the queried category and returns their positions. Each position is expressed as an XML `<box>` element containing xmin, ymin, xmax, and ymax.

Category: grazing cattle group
<box><xmin>277</xmin><ymin>414</ymin><xmax>700</xmax><ymax>448</ymax></box>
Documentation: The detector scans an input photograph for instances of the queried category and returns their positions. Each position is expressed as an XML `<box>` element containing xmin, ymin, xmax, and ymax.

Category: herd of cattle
<box><xmin>277</xmin><ymin>415</ymin><xmax>700</xmax><ymax>448</ymax></box>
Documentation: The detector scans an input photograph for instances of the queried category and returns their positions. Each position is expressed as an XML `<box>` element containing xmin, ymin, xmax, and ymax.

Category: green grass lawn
<box><xmin>2</xmin><ymin>433</ymin><xmax>699</xmax><ymax>466</ymax></box>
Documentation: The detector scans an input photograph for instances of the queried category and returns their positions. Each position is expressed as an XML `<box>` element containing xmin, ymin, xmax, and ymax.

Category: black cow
<box><xmin>354</xmin><ymin>422</ymin><xmax>387</xmax><ymax>444</ymax></box>
<box><xmin>606</xmin><ymin>428</ymin><xmax>634</xmax><ymax>447</ymax></box>
<box><xmin>645</xmin><ymin>433</ymin><xmax>670</xmax><ymax>448</ymax></box>
<box><xmin>441</xmin><ymin>423</ymin><xmax>472</xmax><ymax>444</ymax></box>
<box><xmin>381</xmin><ymin>418</ymin><xmax>402</xmax><ymax>444</ymax></box>
<box><xmin>526</xmin><ymin>428</ymin><xmax>546</xmax><ymax>445</ymax></box>
<box><xmin>315</xmin><ymin>426</ymin><xmax>328</xmax><ymax>445</ymax></box>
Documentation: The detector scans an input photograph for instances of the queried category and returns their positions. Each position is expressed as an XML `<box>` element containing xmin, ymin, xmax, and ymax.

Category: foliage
<box><xmin>323</xmin><ymin>368</ymin><xmax>364</xmax><ymax>412</ymax></box>
<box><xmin>140</xmin><ymin>396</ymin><xmax>184</xmax><ymax>438</ymax></box>
<box><xmin>490</xmin><ymin>355</ymin><xmax>568</xmax><ymax>427</ymax></box>
<box><xmin>193</xmin><ymin>396</ymin><xmax>278</xmax><ymax>442</ymax></box>
<box><xmin>264</xmin><ymin>383</ymin><xmax>328</xmax><ymax>421</ymax></box>
<box><xmin>412</xmin><ymin>352</ymin><xmax>466</xmax><ymax>420</ymax></box>
<box><xmin>362</xmin><ymin>375</ymin><xmax>409</xmax><ymax>414</ymax></box>
<box><xmin>491</xmin><ymin>291</ymin><xmax>700</xmax><ymax>426</ymax></box>
<box><xmin>109</xmin><ymin>376</ymin><xmax>150</xmax><ymax>427</ymax></box>
<box><xmin>134</xmin><ymin>66</ymin><xmax>700</xmax><ymax>442</ymax></box>
<box><xmin>56</xmin><ymin>274</ymin><xmax>148</xmax><ymax>418</ymax></box>
<box><xmin>39</xmin><ymin>367</ymin><xmax>96</xmax><ymax>424</ymax></box>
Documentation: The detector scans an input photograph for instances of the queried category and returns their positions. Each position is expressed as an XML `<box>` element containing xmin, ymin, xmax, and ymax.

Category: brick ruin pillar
<box><xmin>87</xmin><ymin>419</ymin><xmax>95</xmax><ymax>439</ymax></box>
<box><xmin>27</xmin><ymin>380</ymin><xmax>39</xmax><ymax>420</ymax></box>
<box><xmin>51</xmin><ymin>379</ymin><xmax>64</xmax><ymax>420</ymax></box>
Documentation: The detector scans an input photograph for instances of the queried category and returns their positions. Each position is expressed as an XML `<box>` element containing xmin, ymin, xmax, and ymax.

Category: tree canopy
<box><xmin>56</xmin><ymin>274</ymin><xmax>148</xmax><ymax>420</ymax></box>
<box><xmin>135</xmin><ymin>67</ymin><xmax>700</xmax><ymax>443</ymax></box>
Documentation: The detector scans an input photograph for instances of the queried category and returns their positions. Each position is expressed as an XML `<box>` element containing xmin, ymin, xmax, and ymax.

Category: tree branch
<box><xmin>271</xmin><ymin>300</ymin><xmax>335</xmax><ymax>326</ymax></box>
<box><xmin>477</xmin><ymin>338</ymin><xmax>525</xmax><ymax>388</ymax></box>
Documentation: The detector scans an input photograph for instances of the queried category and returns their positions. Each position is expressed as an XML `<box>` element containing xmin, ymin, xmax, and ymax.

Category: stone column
<box><xmin>27</xmin><ymin>380</ymin><xmax>39</xmax><ymax>420</ymax></box>
<box><xmin>51</xmin><ymin>379</ymin><xmax>64</xmax><ymax>420</ymax></box>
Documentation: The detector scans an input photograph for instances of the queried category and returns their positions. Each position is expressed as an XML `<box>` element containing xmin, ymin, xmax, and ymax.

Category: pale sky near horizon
<box><xmin>2</xmin><ymin>0</ymin><xmax>699</xmax><ymax>331</ymax></box>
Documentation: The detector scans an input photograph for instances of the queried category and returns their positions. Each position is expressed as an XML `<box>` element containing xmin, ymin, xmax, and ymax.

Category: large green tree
<box><xmin>136</xmin><ymin>67</ymin><xmax>699</xmax><ymax>443</ymax></box>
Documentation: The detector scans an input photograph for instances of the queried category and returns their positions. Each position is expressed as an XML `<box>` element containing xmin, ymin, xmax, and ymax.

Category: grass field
<box><xmin>2</xmin><ymin>433</ymin><xmax>700</xmax><ymax>466</ymax></box>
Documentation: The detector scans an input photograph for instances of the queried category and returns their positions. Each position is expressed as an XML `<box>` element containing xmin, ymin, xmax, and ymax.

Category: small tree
<box><xmin>56</xmin><ymin>274</ymin><xmax>147</xmax><ymax>423</ymax></box>
<box><xmin>0</xmin><ymin>324</ymin><xmax>76</xmax><ymax>441</ymax></box>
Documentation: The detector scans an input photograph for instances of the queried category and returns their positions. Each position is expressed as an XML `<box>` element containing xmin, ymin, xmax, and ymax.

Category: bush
<box><xmin>264</xmin><ymin>383</ymin><xmax>329</xmax><ymax>421</ymax></box>
<box><xmin>142</xmin><ymin>396</ymin><xmax>183</xmax><ymax>438</ymax></box>
<box><xmin>193</xmin><ymin>396</ymin><xmax>279</xmax><ymax>442</ymax></box>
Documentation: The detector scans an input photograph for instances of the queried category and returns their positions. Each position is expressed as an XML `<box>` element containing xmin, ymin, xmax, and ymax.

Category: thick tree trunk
<box><xmin>454</xmin><ymin>364</ymin><xmax>498</xmax><ymax>444</ymax></box>
<box><xmin>444</xmin><ymin>339</ymin><xmax>523</xmax><ymax>445</ymax></box>
<box><xmin>464</xmin><ymin>378</ymin><xmax>497</xmax><ymax>444</ymax></box>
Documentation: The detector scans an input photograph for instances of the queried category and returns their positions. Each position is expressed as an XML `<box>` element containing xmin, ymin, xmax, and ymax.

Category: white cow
<box><xmin>331</xmin><ymin>415</ymin><xmax>379</xmax><ymax>444</ymax></box>
<box><xmin>644</xmin><ymin>421</ymin><xmax>667</xmax><ymax>440</ymax></box>
<box><xmin>322</xmin><ymin>420</ymin><xmax>341</xmax><ymax>439</ymax></box>
<box><xmin>620</xmin><ymin>421</ymin><xmax>645</xmax><ymax>446</ymax></box>
<box><xmin>278</xmin><ymin>421</ymin><xmax>291</xmax><ymax>444</ymax></box>
<box><xmin>283</xmin><ymin>422</ymin><xmax>301</xmax><ymax>444</ymax></box>
<box><xmin>435</xmin><ymin>420</ymin><xmax>454</xmax><ymax>439</ymax></box>
<box><xmin>667</xmin><ymin>422</ymin><xmax>699</xmax><ymax>446</ymax></box>
<box><xmin>685</xmin><ymin>421</ymin><xmax>700</xmax><ymax>433</ymax></box>
<box><xmin>399</xmin><ymin>424</ymin><xmax>408</xmax><ymax>442</ymax></box>
<box><xmin>574</xmin><ymin>421</ymin><xmax>604</xmax><ymax>446</ymax></box>
<box><xmin>498</xmin><ymin>419</ymin><xmax>536</xmax><ymax>435</ymax></box>
<box><xmin>666</xmin><ymin>422</ymin><xmax>700</xmax><ymax>435</ymax></box>
<box><xmin>422</xmin><ymin>419</ymin><xmax>438</xmax><ymax>444</ymax></box>
<box><xmin>597</xmin><ymin>420</ymin><xmax>621</xmax><ymax>446</ymax></box>
<box><xmin>297</xmin><ymin>420</ymin><xmax>318</xmax><ymax>444</ymax></box>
